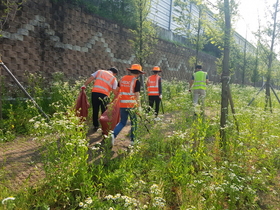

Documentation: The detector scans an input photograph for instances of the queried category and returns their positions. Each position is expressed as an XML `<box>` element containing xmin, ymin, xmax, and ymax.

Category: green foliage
<box><xmin>206</xmin><ymin>0</ymin><xmax>239</xmax><ymax>53</ymax></box>
<box><xmin>22</xmin><ymin>111</ymin><xmax>94</xmax><ymax>209</ymax></box>
<box><xmin>0</xmin><ymin>0</ymin><xmax>25</xmax><ymax>32</ymax></box>
<box><xmin>1</xmin><ymin>78</ymin><xmax>280</xmax><ymax>209</ymax></box>
<box><xmin>50</xmin><ymin>0</ymin><xmax>138</xmax><ymax>29</ymax></box>
<box><xmin>129</xmin><ymin>0</ymin><xmax>158</xmax><ymax>66</ymax></box>
<box><xmin>173</xmin><ymin>0</ymin><xmax>210</xmax><ymax>66</ymax></box>
<box><xmin>0</xmin><ymin>72</ymin><xmax>81</xmax><ymax>142</ymax></box>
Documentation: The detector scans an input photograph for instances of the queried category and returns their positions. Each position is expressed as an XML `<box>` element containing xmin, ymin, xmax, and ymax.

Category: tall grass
<box><xmin>0</xmin><ymin>75</ymin><xmax>279</xmax><ymax>209</ymax></box>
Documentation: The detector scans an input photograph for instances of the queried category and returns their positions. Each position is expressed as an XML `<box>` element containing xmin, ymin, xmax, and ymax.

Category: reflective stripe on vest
<box><xmin>147</xmin><ymin>75</ymin><xmax>160</xmax><ymax>96</ymax></box>
<box><xmin>119</xmin><ymin>75</ymin><xmax>137</xmax><ymax>108</ymax></box>
<box><xmin>91</xmin><ymin>70</ymin><xmax>116</xmax><ymax>96</ymax></box>
<box><xmin>192</xmin><ymin>71</ymin><xmax>207</xmax><ymax>90</ymax></box>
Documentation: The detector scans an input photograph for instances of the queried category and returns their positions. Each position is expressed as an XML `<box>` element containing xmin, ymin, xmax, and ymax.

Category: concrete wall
<box><xmin>0</xmin><ymin>0</ymin><xmax>219</xmax><ymax>86</ymax></box>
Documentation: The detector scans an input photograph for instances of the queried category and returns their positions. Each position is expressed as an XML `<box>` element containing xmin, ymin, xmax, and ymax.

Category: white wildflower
<box><xmin>85</xmin><ymin>197</ymin><xmax>92</xmax><ymax>204</ymax></box>
<box><xmin>2</xmin><ymin>196</ymin><xmax>15</xmax><ymax>204</ymax></box>
<box><xmin>105</xmin><ymin>195</ymin><xmax>113</xmax><ymax>200</ymax></box>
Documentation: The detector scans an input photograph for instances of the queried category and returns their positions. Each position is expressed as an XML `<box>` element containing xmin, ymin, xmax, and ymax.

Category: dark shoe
<box><xmin>93</xmin><ymin>127</ymin><xmax>99</xmax><ymax>132</ymax></box>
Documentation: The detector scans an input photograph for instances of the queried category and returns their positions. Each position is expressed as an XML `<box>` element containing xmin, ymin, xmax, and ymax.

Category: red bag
<box><xmin>75</xmin><ymin>89</ymin><xmax>90</xmax><ymax>121</ymax></box>
<box><xmin>100</xmin><ymin>94</ymin><xmax>120</xmax><ymax>135</ymax></box>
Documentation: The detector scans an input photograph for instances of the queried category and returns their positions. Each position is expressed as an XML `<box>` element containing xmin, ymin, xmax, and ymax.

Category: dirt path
<box><xmin>0</xmin><ymin>137</ymin><xmax>44</xmax><ymax>191</ymax></box>
<box><xmin>0</xmin><ymin>125</ymin><xmax>132</xmax><ymax>191</ymax></box>
<box><xmin>0</xmin><ymin>111</ymin><xmax>204</xmax><ymax>191</ymax></box>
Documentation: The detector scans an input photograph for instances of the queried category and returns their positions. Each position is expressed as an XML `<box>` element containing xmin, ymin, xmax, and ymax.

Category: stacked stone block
<box><xmin>0</xmin><ymin>0</ymin><xmax>217</xmax><ymax>88</ymax></box>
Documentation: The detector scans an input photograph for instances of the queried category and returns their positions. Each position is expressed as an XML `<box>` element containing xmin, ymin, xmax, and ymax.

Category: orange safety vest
<box><xmin>119</xmin><ymin>75</ymin><xmax>137</xmax><ymax>108</ymax></box>
<box><xmin>91</xmin><ymin>70</ymin><xmax>116</xmax><ymax>96</ymax></box>
<box><xmin>147</xmin><ymin>75</ymin><xmax>160</xmax><ymax>96</ymax></box>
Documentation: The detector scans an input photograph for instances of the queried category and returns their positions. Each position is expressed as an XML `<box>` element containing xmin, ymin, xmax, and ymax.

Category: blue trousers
<box><xmin>113</xmin><ymin>108</ymin><xmax>137</xmax><ymax>142</ymax></box>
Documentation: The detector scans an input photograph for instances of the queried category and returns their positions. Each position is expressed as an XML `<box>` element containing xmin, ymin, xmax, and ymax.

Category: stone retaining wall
<box><xmin>0</xmin><ymin>0</ymin><xmax>219</xmax><ymax>86</ymax></box>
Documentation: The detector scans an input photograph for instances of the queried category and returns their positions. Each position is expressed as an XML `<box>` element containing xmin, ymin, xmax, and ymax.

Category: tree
<box><xmin>219</xmin><ymin>0</ymin><xmax>231</xmax><ymax>149</ymax></box>
<box><xmin>230</xmin><ymin>41</ymin><xmax>256</xmax><ymax>86</ymax></box>
<box><xmin>173</xmin><ymin>0</ymin><xmax>209</xmax><ymax>66</ymax></box>
<box><xmin>206</xmin><ymin>0</ymin><xmax>239</xmax><ymax>149</ymax></box>
<box><xmin>129</xmin><ymin>0</ymin><xmax>157</xmax><ymax>66</ymax></box>
<box><xmin>229</xmin><ymin>43</ymin><xmax>243</xmax><ymax>83</ymax></box>
<box><xmin>263</xmin><ymin>0</ymin><xmax>280</xmax><ymax>111</ymax></box>
<box><xmin>241</xmin><ymin>32</ymin><xmax>247</xmax><ymax>86</ymax></box>
<box><xmin>251</xmin><ymin>0</ymin><xmax>280</xmax><ymax>110</ymax></box>
<box><xmin>251</xmin><ymin>19</ymin><xmax>264</xmax><ymax>87</ymax></box>
<box><xmin>129</xmin><ymin>0</ymin><xmax>158</xmax><ymax>101</ymax></box>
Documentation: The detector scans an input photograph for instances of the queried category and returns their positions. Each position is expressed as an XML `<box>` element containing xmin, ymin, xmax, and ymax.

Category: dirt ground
<box><xmin>0</xmin><ymin>125</ymin><xmax>132</xmax><ymax>191</ymax></box>
<box><xmin>0</xmin><ymin>109</ymin><xmax>239</xmax><ymax>191</ymax></box>
<box><xmin>0</xmin><ymin>136</ymin><xmax>44</xmax><ymax>191</ymax></box>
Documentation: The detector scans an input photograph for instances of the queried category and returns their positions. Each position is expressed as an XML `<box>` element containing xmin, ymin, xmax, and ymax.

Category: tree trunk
<box><xmin>195</xmin><ymin>9</ymin><xmax>202</xmax><ymax>66</ymax></box>
<box><xmin>242</xmin><ymin>39</ymin><xmax>247</xmax><ymax>86</ymax></box>
<box><xmin>220</xmin><ymin>0</ymin><xmax>231</xmax><ymax>150</ymax></box>
<box><xmin>253</xmin><ymin>42</ymin><xmax>259</xmax><ymax>87</ymax></box>
<box><xmin>0</xmin><ymin>66</ymin><xmax>2</xmax><ymax>120</ymax></box>
<box><xmin>138</xmin><ymin>1</ymin><xmax>147</xmax><ymax>103</ymax></box>
<box><xmin>265</xmin><ymin>0</ymin><xmax>279</xmax><ymax>112</ymax></box>
<box><xmin>265</xmin><ymin>82</ymin><xmax>272</xmax><ymax>112</ymax></box>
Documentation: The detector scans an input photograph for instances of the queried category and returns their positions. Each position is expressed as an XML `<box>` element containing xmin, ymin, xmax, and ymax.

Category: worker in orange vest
<box><xmin>146</xmin><ymin>66</ymin><xmax>162</xmax><ymax>117</ymax></box>
<box><xmin>82</xmin><ymin>67</ymin><xmax>118</xmax><ymax>131</ymax></box>
<box><xmin>112</xmin><ymin>64</ymin><xmax>145</xmax><ymax>145</ymax></box>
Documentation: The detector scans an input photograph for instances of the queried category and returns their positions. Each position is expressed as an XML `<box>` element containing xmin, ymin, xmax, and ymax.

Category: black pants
<box><xmin>148</xmin><ymin>95</ymin><xmax>161</xmax><ymax>117</ymax></box>
<box><xmin>91</xmin><ymin>92</ymin><xmax>109</xmax><ymax>127</ymax></box>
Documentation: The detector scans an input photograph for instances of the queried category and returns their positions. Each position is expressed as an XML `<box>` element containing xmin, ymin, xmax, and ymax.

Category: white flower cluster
<box><xmin>122</xmin><ymin>196</ymin><xmax>138</xmax><ymax>207</ymax></box>
<box><xmin>152</xmin><ymin>196</ymin><xmax>166</xmax><ymax>208</ymax></box>
<box><xmin>168</xmin><ymin>130</ymin><xmax>188</xmax><ymax>139</ymax></box>
<box><xmin>150</xmin><ymin>184</ymin><xmax>161</xmax><ymax>195</ymax></box>
<box><xmin>91</xmin><ymin>142</ymin><xmax>101</xmax><ymax>151</ymax></box>
<box><xmin>104</xmin><ymin>183</ymin><xmax>166</xmax><ymax>209</ymax></box>
<box><xmin>127</xmin><ymin>144</ymin><xmax>142</xmax><ymax>154</ymax></box>
<box><xmin>131</xmin><ymin>179</ymin><xmax>146</xmax><ymax>188</ymax></box>
<box><xmin>104</xmin><ymin>194</ymin><xmax>140</xmax><ymax>208</ymax></box>
<box><xmin>78</xmin><ymin>197</ymin><xmax>93</xmax><ymax>208</ymax></box>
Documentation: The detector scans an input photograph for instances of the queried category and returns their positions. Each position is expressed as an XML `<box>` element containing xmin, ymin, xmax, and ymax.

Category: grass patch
<box><xmin>0</xmin><ymin>77</ymin><xmax>280</xmax><ymax>209</ymax></box>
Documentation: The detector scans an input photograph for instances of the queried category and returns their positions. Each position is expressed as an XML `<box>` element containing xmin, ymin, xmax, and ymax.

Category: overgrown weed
<box><xmin>0</xmin><ymin>77</ymin><xmax>279</xmax><ymax>209</ymax></box>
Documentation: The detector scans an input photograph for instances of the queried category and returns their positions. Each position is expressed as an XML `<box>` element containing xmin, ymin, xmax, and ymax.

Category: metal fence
<box><xmin>148</xmin><ymin>0</ymin><xmax>255</xmax><ymax>53</ymax></box>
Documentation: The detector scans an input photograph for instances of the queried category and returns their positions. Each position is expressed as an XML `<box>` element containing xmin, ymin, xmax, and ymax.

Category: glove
<box><xmin>159</xmin><ymin>94</ymin><xmax>162</xmax><ymax>99</ymax></box>
<box><xmin>188</xmin><ymin>89</ymin><xmax>191</xmax><ymax>93</ymax></box>
<box><xmin>81</xmin><ymin>85</ymin><xmax>86</xmax><ymax>90</ymax></box>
